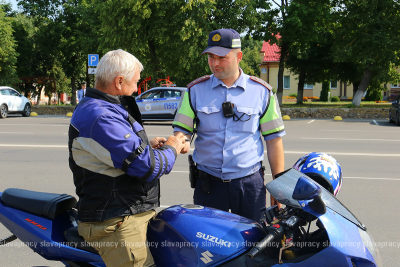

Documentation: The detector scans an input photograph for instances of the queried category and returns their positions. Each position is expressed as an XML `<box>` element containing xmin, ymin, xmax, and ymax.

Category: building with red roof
<box><xmin>259</xmin><ymin>38</ymin><xmax>353</xmax><ymax>98</ymax></box>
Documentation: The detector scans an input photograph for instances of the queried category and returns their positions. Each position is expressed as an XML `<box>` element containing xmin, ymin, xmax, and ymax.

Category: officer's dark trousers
<box><xmin>193</xmin><ymin>168</ymin><xmax>266</xmax><ymax>222</ymax></box>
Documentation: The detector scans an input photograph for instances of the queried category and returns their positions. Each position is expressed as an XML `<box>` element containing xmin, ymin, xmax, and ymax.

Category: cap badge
<box><xmin>212</xmin><ymin>34</ymin><xmax>221</xmax><ymax>42</ymax></box>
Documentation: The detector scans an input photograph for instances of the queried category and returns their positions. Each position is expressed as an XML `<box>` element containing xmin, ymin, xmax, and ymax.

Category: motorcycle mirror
<box><xmin>292</xmin><ymin>176</ymin><xmax>326</xmax><ymax>215</ymax></box>
<box><xmin>292</xmin><ymin>176</ymin><xmax>321</xmax><ymax>201</ymax></box>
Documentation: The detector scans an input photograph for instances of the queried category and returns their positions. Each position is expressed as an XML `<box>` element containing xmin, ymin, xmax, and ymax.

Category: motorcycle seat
<box><xmin>0</xmin><ymin>188</ymin><xmax>77</xmax><ymax>220</ymax></box>
<box><xmin>64</xmin><ymin>226</ymin><xmax>99</xmax><ymax>255</ymax></box>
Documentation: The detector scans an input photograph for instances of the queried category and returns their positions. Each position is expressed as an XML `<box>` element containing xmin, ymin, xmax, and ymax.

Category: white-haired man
<box><xmin>69</xmin><ymin>49</ymin><xmax>186</xmax><ymax>267</ymax></box>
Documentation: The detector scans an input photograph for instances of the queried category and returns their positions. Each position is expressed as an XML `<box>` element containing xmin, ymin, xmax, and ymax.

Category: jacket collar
<box><xmin>85</xmin><ymin>88</ymin><xmax>121</xmax><ymax>104</ymax></box>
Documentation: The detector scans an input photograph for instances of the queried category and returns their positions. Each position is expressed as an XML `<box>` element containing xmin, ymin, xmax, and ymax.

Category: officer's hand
<box><xmin>174</xmin><ymin>132</ymin><xmax>191</xmax><ymax>154</ymax></box>
<box><xmin>150</xmin><ymin>137</ymin><xmax>167</xmax><ymax>149</ymax></box>
<box><xmin>180</xmin><ymin>142</ymin><xmax>191</xmax><ymax>154</ymax></box>
<box><xmin>270</xmin><ymin>195</ymin><xmax>282</xmax><ymax>209</ymax></box>
<box><xmin>164</xmin><ymin>132</ymin><xmax>186</xmax><ymax>155</ymax></box>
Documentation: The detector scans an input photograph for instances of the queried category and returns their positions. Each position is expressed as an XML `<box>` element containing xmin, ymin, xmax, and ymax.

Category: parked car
<box><xmin>136</xmin><ymin>87</ymin><xmax>187</xmax><ymax>121</ymax></box>
<box><xmin>389</xmin><ymin>94</ymin><xmax>400</xmax><ymax>126</ymax></box>
<box><xmin>0</xmin><ymin>87</ymin><xmax>31</xmax><ymax>119</ymax></box>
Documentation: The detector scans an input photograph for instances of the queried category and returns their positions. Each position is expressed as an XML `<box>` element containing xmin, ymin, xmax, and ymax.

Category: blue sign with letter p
<box><xmin>88</xmin><ymin>54</ymin><xmax>99</xmax><ymax>66</ymax></box>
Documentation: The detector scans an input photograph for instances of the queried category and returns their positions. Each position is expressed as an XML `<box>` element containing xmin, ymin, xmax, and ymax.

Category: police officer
<box><xmin>173</xmin><ymin>29</ymin><xmax>286</xmax><ymax>222</ymax></box>
<box><xmin>77</xmin><ymin>81</ymin><xmax>86</xmax><ymax>102</ymax></box>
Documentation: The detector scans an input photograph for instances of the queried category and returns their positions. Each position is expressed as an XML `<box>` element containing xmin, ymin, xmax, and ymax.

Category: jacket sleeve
<box><xmin>90</xmin><ymin>114</ymin><xmax>177</xmax><ymax>182</ymax></box>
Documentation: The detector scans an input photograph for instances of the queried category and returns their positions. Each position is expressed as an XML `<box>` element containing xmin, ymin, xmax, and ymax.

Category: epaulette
<box><xmin>187</xmin><ymin>75</ymin><xmax>211</xmax><ymax>89</ymax></box>
<box><xmin>250</xmin><ymin>76</ymin><xmax>272</xmax><ymax>91</ymax></box>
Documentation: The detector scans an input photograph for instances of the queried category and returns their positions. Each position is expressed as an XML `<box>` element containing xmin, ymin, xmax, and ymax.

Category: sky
<box><xmin>6</xmin><ymin>0</ymin><xmax>18</xmax><ymax>10</ymax></box>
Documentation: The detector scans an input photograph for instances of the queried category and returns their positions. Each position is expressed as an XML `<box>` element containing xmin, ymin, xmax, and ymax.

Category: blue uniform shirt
<box><xmin>174</xmin><ymin>70</ymin><xmax>285</xmax><ymax>180</ymax></box>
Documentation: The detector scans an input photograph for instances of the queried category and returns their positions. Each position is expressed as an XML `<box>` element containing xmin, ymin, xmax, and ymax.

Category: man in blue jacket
<box><xmin>69</xmin><ymin>49</ymin><xmax>186</xmax><ymax>267</ymax></box>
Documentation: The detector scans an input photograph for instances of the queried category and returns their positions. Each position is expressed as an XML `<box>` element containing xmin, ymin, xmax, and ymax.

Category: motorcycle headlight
<box><xmin>358</xmin><ymin>228</ymin><xmax>383</xmax><ymax>267</ymax></box>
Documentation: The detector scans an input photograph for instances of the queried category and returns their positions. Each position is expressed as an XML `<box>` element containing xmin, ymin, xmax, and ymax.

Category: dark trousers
<box><xmin>193</xmin><ymin>168</ymin><xmax>266</xmax><ymax>222</ymax></box>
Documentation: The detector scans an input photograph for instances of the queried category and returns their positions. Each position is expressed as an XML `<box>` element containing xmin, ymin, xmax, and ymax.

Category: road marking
<box><xmin>187</xmin><ymin>148</ymin><xmax>400</xmax><ymax>157</ymax></box>
<box><xmin>373</xmin><ymin>120</ymin><xmax>379</xmax><ymax>125</ymax></box>
<box><xmin>0</xmin><ymin>144</ymin><xmax>67</xmax><ymax>148</ymax></box>
<box><xmin>301</xmin><ymin>137</ymin><xmax>400</xmax><ymax>142</ymax></box>
<box><xmin>283</xmin><ymin>150</ymin><xmax>400</xmax><ymax>157</ymax></box>
<box><xmin>321</xmin><ymin>130</ymin><xmax>400</xmax><ymax>132</ymax></box>
<box><xmin>307</xmin><ymin>120</ymin><xmax>315</xmax><ymax>124</ymax></box>
<box><xmin>1</xmin><ymin>145</ymin><xmax>399</xmax><ymax>157</ymax></box>
<box><xmin>346</xmin><ymin>176</ymin><xmax>400</xmax><ymax>181</ymax></box>
<box><xmin>0</xmin><ymin>132</ymin><xmax>34</xmax><ymax>134</ymax></box>
<box><xmin>0</xmin><ymin>124</ymin><xmax>67</xmax><ymax>127</ymax></box>
<box><xmin>170</xmin><ymin>170</ymin><xmax>397</xmax><ymax>181</ymax></box>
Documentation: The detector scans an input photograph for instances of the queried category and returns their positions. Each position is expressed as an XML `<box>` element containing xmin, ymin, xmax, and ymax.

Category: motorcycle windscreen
<box><xmin>266</xmin><ymin>168</ymin><xmax>365</xmax><ymax>230</ymax></box>
<box><xmin>147</xmin><ymin>204</ymin><xmax>265</xmax><ymax>267</ymax></box>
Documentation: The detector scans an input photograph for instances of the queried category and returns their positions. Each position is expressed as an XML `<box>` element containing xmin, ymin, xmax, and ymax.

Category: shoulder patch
<box><xmin>187</xmin><ymin>75</ymin><xmax>211</xmax><ymax>88</ymax></box>
<box><xmin>250</xmin><ymin>76</ymin><xmax>272</xmax><ymax>91</ymax></box>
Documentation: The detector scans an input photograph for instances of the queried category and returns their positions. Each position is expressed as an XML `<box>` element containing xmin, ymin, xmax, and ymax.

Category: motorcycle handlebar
<box><xmin>247</xmin><ymin>233</ymin><xmax>275</xmax><ymax>259</ymax></box>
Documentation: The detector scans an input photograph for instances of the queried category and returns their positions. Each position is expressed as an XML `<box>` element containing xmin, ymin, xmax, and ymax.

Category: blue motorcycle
<box><xmin>0</xmin><ymin>168</ymin><xmax>382</xmax><ymax>266</ymax></box>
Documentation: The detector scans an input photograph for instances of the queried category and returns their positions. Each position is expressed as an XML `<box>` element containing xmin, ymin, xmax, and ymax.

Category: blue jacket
<box><xmin>69</xmin><ymin>88</ymin><xmax>177</xmax><ymax>222</ymax></box>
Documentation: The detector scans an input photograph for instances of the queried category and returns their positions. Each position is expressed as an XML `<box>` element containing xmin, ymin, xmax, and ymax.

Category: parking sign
<box><xmin>88</xmin><ymin>54</ymin><xmax>99</xmax><ymax>66</ymax></box>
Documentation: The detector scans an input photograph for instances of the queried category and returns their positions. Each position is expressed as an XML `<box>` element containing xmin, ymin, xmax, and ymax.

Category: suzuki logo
<box><xmin>200</xmin><ymin>251</ymin><xmax>213</xmax><ymax>264</ymax></box>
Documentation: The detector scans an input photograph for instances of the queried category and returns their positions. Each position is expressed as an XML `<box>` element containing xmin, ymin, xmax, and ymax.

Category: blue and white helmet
<box><xmin>293</xmin><ymin>152</ymin><xmax>343</xmax><ymax>196</ymax></box>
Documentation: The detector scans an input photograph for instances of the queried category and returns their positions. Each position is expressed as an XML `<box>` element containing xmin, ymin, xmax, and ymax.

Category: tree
<box><xmin>17</xmin><ymin>0</ymin><xmax>95</xmax><ymax>105</ymax></box>
<box><xmin>320</xmin><ymin>80</ymin><xmax>330</xmax><ymax>101</ymax></box>
<box><xmin>333</xmin><ymin>0</ymin><xmax>400</xmax><ymax>106</ymax></box>
<box><xmin>0</xmin><ymin>3</ymin><xmax>19</xmax><ymax>86</ymax></box>
<box><xmin>283</xmin><ymin>0</ymin><xmax>335</xmax><ymax>104</ymax></box>
<box><xmin>93</xmin><ymin>0</ymin><xmax>268</xmax><ymax>88</ymax></box>
<box><xmin>58</xmin><ymin>0</ymin><xmax>95</xmax><ymax>105</ymax></box>
<box><xmin>239</xmin><ymin>37</ymin><xmax>263</xmax><ymax>76</ymax></box>
<box><xmin>259</xmin><ymin>0</ymin><xmax>290</xmax><ymax>105</ymax></box>
<box><xmin>12</xmin><ymin>14</ymin><xmax>36</xmax><ymax>96</ymax></box>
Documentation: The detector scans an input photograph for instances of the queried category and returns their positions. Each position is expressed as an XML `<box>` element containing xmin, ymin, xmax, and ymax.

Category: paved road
<box><xmin>0</xmin><ymin>115</ymin><xmax>399</xmax><ymax>266</ymax></box>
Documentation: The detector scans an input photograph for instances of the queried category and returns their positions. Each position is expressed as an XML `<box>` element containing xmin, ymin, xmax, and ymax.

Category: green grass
<box><xmin>281</xmin><ymin>101</ymin><xmax>391</xmax><ymax>108</ymax></box>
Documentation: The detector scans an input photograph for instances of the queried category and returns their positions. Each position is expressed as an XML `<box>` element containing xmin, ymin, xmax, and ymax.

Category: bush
<box><xmin>330</xmin><ymin>96</ymin><xmax>340</xmax><ymax>102</ymax></box>
<box><xmin>289</xmin><ymin>93</ymin><xmax>297</xmax><ymax>97</ymax></box>
<box><xmin>364</xmin><ymin>79</ymin><xmax>384</xmax><ymax>101</ymax></box>
<box><xmin>320</xmin><ymin>81</ymin><xmax>331</xmax><ymax>101</ymax></box>
<box><xmin>365</xmin><ymin>88</ymin><xmax>383</xmax><ymax>101</ymax></box>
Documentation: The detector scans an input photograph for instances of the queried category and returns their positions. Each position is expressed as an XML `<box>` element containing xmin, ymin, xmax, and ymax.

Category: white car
<box><xmin>136</xmin><ymin>87</ymin><xmax>187</xmax><ymax>121</ymax></box>
<box><xmin>0</xmin><ymin>86</ymin><xmax>31</xmax><ymax>119</ymax></box>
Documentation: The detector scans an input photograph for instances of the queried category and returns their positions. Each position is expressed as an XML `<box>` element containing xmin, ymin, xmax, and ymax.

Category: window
<box><xmin>284</xmin><ymin>76</ymin><xmax>290</xmax><ymax>89</ymax></box>
<box><xmin>162</xmin><ymin>90</ymin><xmax>172</xmax><ymax>98</ymax></box>
<box><xmin>9</xmin><ymin>89</ymin><xmax>19</xmax><ymax>96</ymax></box>
<box><xmin>140</xmin><ymin>90</ymin><xmax>162</xmax><ymax>99</ymax></box>
<box><xmin>391</xmin><ymin>83</ymin><xmax>400</xmax><ymax>88</ymax></box>
<box><xmin>330</xmin><ymin>80</ymin><xmax>338</xmax><ymax>89</ymax></box>
<box><xmin>0</xmin><ymin>89</ymin><xmax>11</xmax><ymax>95</ymax></box>
<box><xmin>261</xmin><ymin>68</ymin><xmax>267</xmax><ymax>74</ymax></box>
<box><xmin>277</xmin><ymin>76</ymin><xmax>290</xmax><ymax>89</ymax></box>
<box><xmin>304</xmin><ymin>83</ymin><xmax>313</xmax><ymax>89</ymax></box>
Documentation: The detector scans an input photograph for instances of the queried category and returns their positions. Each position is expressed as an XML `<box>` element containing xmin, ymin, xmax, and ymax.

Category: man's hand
<box><xmin>150</xmin><ymin>137</ymin><xmax>167</xmax><ymax>149</ymax></box>
<box><xmin>164</xmin><ymin>132</ymin><xmax>186</xmax><ymax>155</ymax></box>
<box><xmin>174</xmin><ymin>131</ymin><xmax>191</xmax><ymax>154</ymax></box>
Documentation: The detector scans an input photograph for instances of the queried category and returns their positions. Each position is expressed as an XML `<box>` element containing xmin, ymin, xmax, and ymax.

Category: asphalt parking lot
<box><xmin>0</xmin><ymin>115</ymin><xmax>399</xmax><ymax>266</ymax></box>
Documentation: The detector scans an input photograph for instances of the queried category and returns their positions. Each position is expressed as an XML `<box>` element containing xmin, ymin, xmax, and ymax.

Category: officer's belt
<box><xmin>198</xmin><ymin>169</ymin><xmax>232</xmax><ymax>183</ymax></box>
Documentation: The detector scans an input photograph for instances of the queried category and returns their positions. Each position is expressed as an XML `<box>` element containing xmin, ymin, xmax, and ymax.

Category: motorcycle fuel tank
<box><xmin>147</xmin><ymin>204</ymin><xmax>265</xmax><ymax>267</ymax></box>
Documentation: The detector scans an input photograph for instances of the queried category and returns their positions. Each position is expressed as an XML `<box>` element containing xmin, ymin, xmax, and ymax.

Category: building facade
<box><xmin>259</xmin><ymin>40</ymin><xmax>355</xmax><ymax>99</ymax></box>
